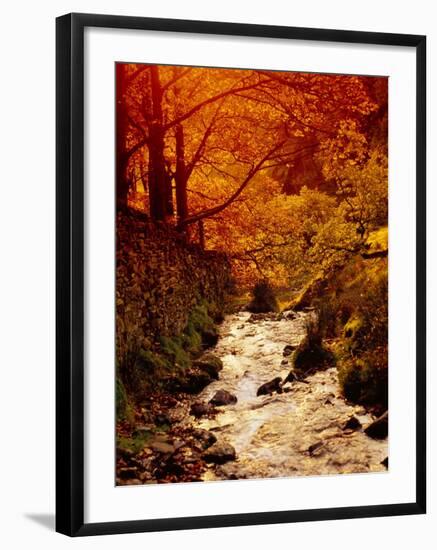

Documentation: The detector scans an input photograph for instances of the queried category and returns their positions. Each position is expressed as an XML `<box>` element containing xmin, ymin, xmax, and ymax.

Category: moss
<box><xmin>136</xmin><ymin>348</ymin><xmax>170</xmax><ymax>371</ymax></box>
<box><xmin>183</xmin><ymin>301</ymin><xmax>219</xmax><ymax>349</ymax></box>
<box><xmin>120</xmin><ymin>298</ymin><xmax>222</xmax><ymax>401</ymax></box>
<box><xmin>159</xmin><ymin>335</ymin><xmax>191</xmax><ymax>369</ymax></box>
<box><xmin>181</xmin><ymin>329</ymin><xmax>202</xmax><ymax>353</ymax></box>
<box><xmin>343</xmin><ymin>315</ymin><xmax>365</xmax><ymax>354</ymax></box>
<box><xmin>117</xmin><ymin>432</ymin><xmax>151</xmax><ymax>455</ymax></box>
<box><xmin>338</xmin><ymin>355</ymin><xmax>388</xmax><ymax>406</ymax></box>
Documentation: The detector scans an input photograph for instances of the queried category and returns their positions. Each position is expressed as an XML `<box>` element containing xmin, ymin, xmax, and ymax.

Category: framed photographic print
<box><xmin>56</xmin><ymin>13</ymin><xmax>426</xmax><ymax>536</ymax></box>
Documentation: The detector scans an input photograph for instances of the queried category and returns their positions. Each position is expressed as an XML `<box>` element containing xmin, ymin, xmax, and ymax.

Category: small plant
<box><xmin>116</xmin><ymin>377</ymin><xmax>135</xmax><ymax>424</ymax></box>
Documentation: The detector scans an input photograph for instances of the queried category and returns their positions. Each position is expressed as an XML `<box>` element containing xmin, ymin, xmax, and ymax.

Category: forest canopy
<box><xmin>116</xmin><ymin>63</ymin><xmax>388</xmax><ymax>287</ymax></box>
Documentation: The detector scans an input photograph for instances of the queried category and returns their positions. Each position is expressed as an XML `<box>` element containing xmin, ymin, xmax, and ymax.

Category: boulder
<box><xmin>149</xmin><ymin>439</ymin><xmax>176</xmax><ymax>454</ymax></box>
<box><xmin>343</xmin><ymin>415</ymin><xmax>362</xmax><ymax>431</ymax></box>
<box><xmin>202</xmin><ymin>441</ymin><xmax>236</xmax><ymax>464</ymax></box>
<box><xmin>364</xmin><ymin>411</ymin><xmax>388</xmax><ymax>439</ymax></box>
<box><xmin>283</xmin><ymin>370</ymin><xmax>297</xmax><ymax>384</ymax></box>
<box><xmin>209</xmin><ymin>389</ymin><xmax>237</xmax><ymax>406</ymax></box>
<box><xmin>190</xmin><ymin>401</ymin><xmax>216</xmax><ymax>418</ymax></box>
<box><xmin>257</xmin><ymin>377</ymin><xmax>282</xmax><ymax>396</ymax></box>
<box><xmin>193</xmin><ymin>354</ymin><xmax>223</xmax><ymax>380</ymax></box>
<box><xmin>201</xmin><ymin>328</ymin><xmax>219</xmax><ymax>347</ymax></box>
<box><xmin>283</xmin><ymin>370</ymin><xmax>308</xmax><ymax>385</ymax></box>
<box><xmin>191</xmin><ymin>428</ymin><xmax>217</xmax><ymax>451</ymax></box>
<box><xmin>182</xmin><ymin>368</ymin><xmax>214</xmax><ymax>393</ymax></box>
<box><xmin>164</xmin><ymin>371</ymin><xmax>205</xmax><ymax>394</ymax></box>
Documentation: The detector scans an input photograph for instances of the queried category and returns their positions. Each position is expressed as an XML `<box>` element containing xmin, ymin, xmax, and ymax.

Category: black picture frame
<box><xmin>56</xmin><ymin>12</ymin><xmax>426</xmax><ymax>537</ymax></box>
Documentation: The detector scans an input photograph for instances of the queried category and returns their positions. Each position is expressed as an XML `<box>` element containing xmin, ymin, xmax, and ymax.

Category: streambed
<box><xmin>190</xmin><ymin>311</ymin><xmax>388</xmax><ymax>481</ymax></box>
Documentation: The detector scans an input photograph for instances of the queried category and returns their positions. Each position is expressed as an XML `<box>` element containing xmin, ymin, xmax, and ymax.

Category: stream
<box><xmin>191</xmin><ymin>311</ymin><xmax>388</xmax><ymax>481</ymax></box>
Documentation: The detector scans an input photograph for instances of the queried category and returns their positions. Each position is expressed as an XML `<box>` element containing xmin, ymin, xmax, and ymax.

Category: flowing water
<box><xmin>192</xmin><ymin>311</ymin><xmax>388</xmax><ymax>481</ymax></box>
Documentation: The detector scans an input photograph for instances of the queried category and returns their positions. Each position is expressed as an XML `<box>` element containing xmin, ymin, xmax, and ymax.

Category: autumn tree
<box><xmin>116</xmin><ymin>64</ymin><xmax>388</xmax><ymax>286</ymax></box>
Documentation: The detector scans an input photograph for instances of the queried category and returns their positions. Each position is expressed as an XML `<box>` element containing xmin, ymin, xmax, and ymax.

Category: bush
<box><xmin>247</xmin><ymin>281</ymin><xmax>279</xmax><ymax>313</ymax></box>
<box><xmin>337</xmin><ymin>273</ymin><xmax>388</xmax><ymax>405</ymax></box>
<box><xmin>293</xmin><ymin>316</ymin><xmax>335</xmax><ymax>374</ymax></box>
<box><xmin>338</xmin><ymin>351</ymin><xmax>388</xmax><ymax>406</ymax></box>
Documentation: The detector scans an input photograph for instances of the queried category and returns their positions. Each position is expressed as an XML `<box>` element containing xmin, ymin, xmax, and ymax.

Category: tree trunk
<box><xmin>198</xmin><ymin>220</ymin><xmax>205</xmax><ymax>249</ymax></box>
<box><xmin>116</xmin><ymin>64</ymin><xmax>130</xmax><ymax>210</ymax></box>
<box><xmin>175</xmin><ymin>123</ymin><xmax>188</xmax><ymax>226</ymax></box>
<box><xmin>148</xmin><ymin>66</ymin><xmax>170</xmax><ymax>221</ymax></box>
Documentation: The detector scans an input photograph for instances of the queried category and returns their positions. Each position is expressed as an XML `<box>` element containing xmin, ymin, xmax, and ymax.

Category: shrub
<box><xmin>337</xmin><ymin>273</ymin><xmax>388</xmax><ymax>405</ymax></box>
<box><xmin>247</xmin><ymin>280</ymin><xmax>279</xmax><ymax>313</ymax></box>
<box><xmin>338</xmin><ymin>351</ymin><xmax>388</xmax><ymax>406</ymax></box>
<box><xmin>293</xmin><ymin>316</ymin><xmax>335</xmax><ymax>374</ymax></box>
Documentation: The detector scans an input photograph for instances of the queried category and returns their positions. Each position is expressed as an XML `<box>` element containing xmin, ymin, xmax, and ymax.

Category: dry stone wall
<box><xmin>116</xmin><ymin>210</ymin><xmax>232</xmax><ymax>367</ymax></box>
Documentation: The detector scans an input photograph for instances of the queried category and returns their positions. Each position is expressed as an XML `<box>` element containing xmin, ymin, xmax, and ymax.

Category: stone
<box><xmin>191</xmin><ymin>428</ymin><xmax>217</xmax><ymax>450</ymax></box>
<box><xmin>116</xmin><ymin>446</ymin><xmax>135</xmax><ymax>460</ymax></box>
<box><xmin>343</xmin><ymin>415</ymin><xmax>362</xmax><ymax>431</ymax></box>
<box><xmin>149</xmin><ymin>440</ymin><xmax>176</xmax><ymax>454</ymax></box>
<box><xmin>133</xmin><ymin>425</ymin><xmax>154</xmax><ymax>438</ymax></box>
<box><xmin>364</xmin><ymin>411</ymin><xmax>388</xmax><ymax>439</ymax></box>
<box><xmin>118</xmin><ymin>466</ymin><xmax>139</xmax><ymax>480</ymax></box>
<box><xmin>115</xmin><ymin>210</ymin><xmax>232</xmax><ymax>373</ymax></box>
<box><xmin>202</xmin><ymin>441</ymin><xmax>236</xmax><ymax>464</ymax></box>
<box><xmin>257</xmin><ymin>377</ymin><xmax>282</xmax><ymax>396</ymax></box>
<box><xmin>190</xmin><ymin>401</ymin><xmax>216</xmax><ymax>418</ymax></box>
<box><xmin>283</xmin><ymin>370</ymin><xmax>297</xmax><ymax>384</ymax></box>
<box><xmin>166</xmin><ymin>406</ymin><xmax>186</xmax><ymax>424</ymax></box>
<box><xmin>209</xmin><ymin>389</ymin><xmax>238</xmax><ymax>406</ymax></box>
<box><xmin>183</xmin><ymin>368</ymin><xmax>214</xmax><ymax>394</ymax></box>
<box><xmin>283</xmin><ymin>344</ymin><xmax>296</xmax><ymax>357</ymax></box>
<box><xmin>201</xmin><ymin>328</ymin><xmax>219</xmax><ymax>347</ymax></box>
<box><xmin>193</xmin><ymin>354</ymin><xmax>223</xmax><ymax>380</ymax></box>
<box><xmin>308</xmin><ymin>441</ymin><xmax>325</xmax><ymax>456</ymax></box>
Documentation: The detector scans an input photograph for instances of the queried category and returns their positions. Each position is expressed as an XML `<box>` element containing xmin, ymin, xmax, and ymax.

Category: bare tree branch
<box><xmin>181</xmin><ymin>140</ymin><xmax>287</xmax><ymax>226</ymax></box>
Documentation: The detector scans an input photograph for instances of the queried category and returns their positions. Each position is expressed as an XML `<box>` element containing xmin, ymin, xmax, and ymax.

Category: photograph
<box><xmin>115</xmin><ymin>63</ymin><xmax>389</xmax><ymax>486</ymax></box>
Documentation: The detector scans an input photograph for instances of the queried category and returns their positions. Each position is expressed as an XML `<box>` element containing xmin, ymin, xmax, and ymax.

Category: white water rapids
<box><xmin>192</xmin><ymin>311</ymin><xmax>388</xmax><ymax>481</ymax></box>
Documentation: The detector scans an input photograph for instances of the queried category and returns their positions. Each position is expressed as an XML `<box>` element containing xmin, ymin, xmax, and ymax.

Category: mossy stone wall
<box><xmin>116</xmin><ymin>211</ymin><xmax>232</xmax><ymax>369</ymax></box>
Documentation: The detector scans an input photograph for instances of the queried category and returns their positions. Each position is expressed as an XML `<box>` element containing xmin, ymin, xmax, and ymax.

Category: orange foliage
<box><xmin>116</xmin><ymin>63</ymin><xmax>388</xmax><ymax>287</ymax></box>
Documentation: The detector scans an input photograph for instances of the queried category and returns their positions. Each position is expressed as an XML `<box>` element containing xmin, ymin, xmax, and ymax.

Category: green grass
<box><xmin>117</xmin><ymin>432</ymin><xmax>152</xmax><ymax>455</ymax></box>
<box><xmin>116</xmin><ymin>377</ymin><xmax>135</xmax><ymax>424</ymax></box>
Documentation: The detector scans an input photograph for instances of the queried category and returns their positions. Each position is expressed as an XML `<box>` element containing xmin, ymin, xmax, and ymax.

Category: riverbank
<box><xmin>117</xmin><ymin>310</ymin><xmax>388</xmax><ymax>485</ymax></box>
